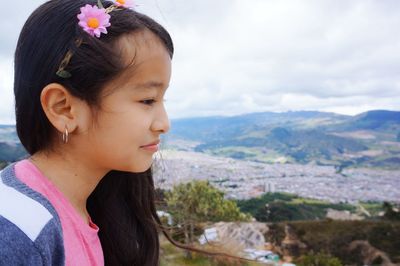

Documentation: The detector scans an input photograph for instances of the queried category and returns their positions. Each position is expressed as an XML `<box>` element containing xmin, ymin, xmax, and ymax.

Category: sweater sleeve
<box><xmin>0</xmin><ymin>216</ymin><xmax>44</xmax><ymax>265</ymax></box>
<box><xmin>0</xmin><ymin>216</ymin><xmax>65</xmax><ymax>266</ymax></box>
<box><xmin>0</xmin><ymin>163</ymin><xmax>65</xmax><ymax>265</ymax></box>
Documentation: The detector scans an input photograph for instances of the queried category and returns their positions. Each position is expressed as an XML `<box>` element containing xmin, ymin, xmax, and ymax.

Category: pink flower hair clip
<box><xmin>114</xmin><ymin>0</ymin><xmax>135</xmax><ymax>8</ymax></box>
<box><xmin>77</xmin><ymin>4</ymin><xmax>111</xmax><ymax>38</ymax></box>
<box><xmin>56</xmin><ymin>0</ymin><xmax>135</xmax><ymax>78</ymax></box>
<box><xmin>77</xmin><ymin>0</ymin><xmax>135</xmax><ymax>38</ymax></box>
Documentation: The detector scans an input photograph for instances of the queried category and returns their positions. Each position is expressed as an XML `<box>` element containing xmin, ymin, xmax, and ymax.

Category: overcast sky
<box><xmin>0</xmin><ymin>0</ymin><xmax>399</xmax><ymax>124</ymax></box>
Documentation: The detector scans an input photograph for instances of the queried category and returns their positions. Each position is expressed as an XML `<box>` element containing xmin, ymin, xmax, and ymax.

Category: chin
<box><xmin>131</xmin><ymin>168</ymin><xmax>151</xmax><ymax>174</ymax></box>
<box><xmin>114</xmin><ymin>157</ymin><xmax>153</xmax><ymax>173</ymax></box>
<box><xmin>128</xmin><ymin>162</ymin><xmax>153</xmax><ymax>173</ymax></box>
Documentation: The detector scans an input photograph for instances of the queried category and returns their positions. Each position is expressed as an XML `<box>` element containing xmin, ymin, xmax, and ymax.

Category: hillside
<box><xmin>159</xmin><ymin>220</ymin><xmax>400</xmax><ymax>265</ymax></box>
<box><xmin>0</xmin><ymin>125</ymin><xmax>26</xmax><ymax>162</ymax></box>
<box><xmin>167</xmin><ymin>110</ymin><xmax>400</xmax><ymax>169</ymax></box>
<box><xmin>325</xmin><ymin>110</ymin><xmax>400</xmax><ymax>132</ymax></box>
<box><xmin>0</xmin><ymin>142</ymin><xmax>26</xmax><ymax>162</ymax></box>
<box><xmin>267</xmin><ymin>220</ymin><xmax>400</xmax><ymax>265</ymax></box>
<box><xmin>169</xmin><ymin>111</ymin><xmax>350</xmax><ymax>142</ymax></box>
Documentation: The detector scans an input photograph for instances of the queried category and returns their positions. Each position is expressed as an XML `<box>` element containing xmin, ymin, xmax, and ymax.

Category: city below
<box><xmin>153</xmin><ymin>150</ymin><xmax>400</xmax><ymax>204</ymax></box>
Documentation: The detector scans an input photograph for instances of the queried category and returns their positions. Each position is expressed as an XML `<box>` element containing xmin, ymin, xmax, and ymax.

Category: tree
<box><xmin>165</xmin><ymin>180</ymin><xmax>249</xmax><ymax>258</ymax></box>
<box><xmin>0</xmin><ymin>160</ymin><xmax>7</xmax><ymax>170</ymax></box>
<box><xmin>382</xmin><ymin>201</ymin><xmax>400</xmax><ymax>221</ymax></box>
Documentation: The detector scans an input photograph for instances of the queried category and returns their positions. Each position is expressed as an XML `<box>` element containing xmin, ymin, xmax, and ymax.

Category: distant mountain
<box><xmin>0</xmin><ymin>125</ymin><xmax>27</xmax><ymax>162</ymax></box>
<box><xmin>0</xmin><ymin>142</ymin><xmax>27</xmax><ymax>162</ymax></box>
<box><xmin>194</xmin><ymin>127</ymin><xmax>367</xmax><ymax>163</ymax></box>
<box><xmin>0</xmin><ymin>125</ymin><xmax>20</xmax><ymax>143</ymax></box>
<box><xmin>169</xmin><ymin>111</ymin><xmax>350</xmax><ymax>142</ymax></box>
<box><xmin>168</xmin><ymin>110</ymin><xmax>400</xmax><ymax>169</ymax></box>
<box><xmin>328</xmin><ymin>110</ymin><xmax>400</xmax><ymax>132</ymax></box>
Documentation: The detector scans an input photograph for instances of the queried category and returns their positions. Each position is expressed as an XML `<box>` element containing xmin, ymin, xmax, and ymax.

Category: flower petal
<box><xmin>114</xmin><ymin>0</ymin><xmax>135</xmax><ymax>8</ymax></box>
<box><xmin>77</xmin><ymin>4</ymin><xmax>111</xmax><ymax>38</ymax></box>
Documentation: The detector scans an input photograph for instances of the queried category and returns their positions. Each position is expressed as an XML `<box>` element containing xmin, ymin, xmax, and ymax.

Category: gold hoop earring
<box><xmin>62</xmin><ymin>126</ymin><xmax>69</xmax><ymax>144</ymax></box>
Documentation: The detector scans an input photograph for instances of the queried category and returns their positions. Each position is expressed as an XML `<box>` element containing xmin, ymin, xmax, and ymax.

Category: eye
<box><xmin>140</xmin><ymin>99</ymin><xmax>157</xmax><ymax>106</ymax></box>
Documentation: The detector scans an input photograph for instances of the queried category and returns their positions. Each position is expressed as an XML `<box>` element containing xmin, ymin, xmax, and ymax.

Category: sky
<box><xmin>0</xmin><ymin>0</ymin><xmax>399</xmax><ymax>124</ymax></box>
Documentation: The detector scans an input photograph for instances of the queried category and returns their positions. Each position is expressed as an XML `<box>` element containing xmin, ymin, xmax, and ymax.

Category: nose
<box><xmin>151</xmin><ymin>104</ymin><xmax>170</xmax><ymax>134</ymax></box>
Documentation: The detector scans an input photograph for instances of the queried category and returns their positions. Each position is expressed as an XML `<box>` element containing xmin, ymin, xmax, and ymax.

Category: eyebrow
<box><xmin>135</xmin><ymin>81</ymin><xmax>166</xmax><ymax>90</ymax></box>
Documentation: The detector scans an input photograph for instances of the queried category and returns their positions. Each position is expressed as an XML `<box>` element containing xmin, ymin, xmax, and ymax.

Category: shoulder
<box><xmin>0</xmin><ymin>163</ymin><xmax>65</xmax><ymax>265</ymax></box>
<box><xmin>0</xmin><ymin>215</ymin><xmax>44</xmax><ymax>265</ymax></box>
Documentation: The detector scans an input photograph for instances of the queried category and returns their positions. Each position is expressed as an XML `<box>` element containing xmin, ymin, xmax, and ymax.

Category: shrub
<box><xmin>295</xmin><ymin>251</ymin><xmax>342</xmax><ymax>266</ymax></box>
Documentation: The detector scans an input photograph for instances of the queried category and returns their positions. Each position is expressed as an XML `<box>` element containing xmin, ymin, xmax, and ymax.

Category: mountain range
<box><xmin>165</xmin><ymin>110</ymin><xmax>400</xmax><ymax>170</ymax></box>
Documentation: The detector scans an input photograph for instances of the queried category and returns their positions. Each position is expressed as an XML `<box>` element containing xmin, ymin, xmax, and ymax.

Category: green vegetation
<box><xmin>166</xmin><ymin>180</ymin><xmax>249</xmax><ymax>223</ymax></box>
<box><xmin>159</xmin><ymin>236</ymin><xmax>260</xmax><ymax>266</ymax></box>
<box><xmin>266</xmin><ymin>220</ymin><xmax>400</xmax><ymax>265</ymax></box>
<box><xmin>0</xmin><ymin>160</ymin><xmax>7</xmax><ymax>170</ymax></box>
<box><xmin>196</xmin><ymin>128</ymin><xmax>368</xmax><ymax>166</ymax></box>
<box><xmin>206</xmin><ymin>147</ymin><xmax>258</xmax><ymax>160</ymax></box>
<box><xmin>358</xmin><ymin>201</ymin><xmax>384</xmax><ymax>217</ymax></box>
<box><xmin>159</xmin><ymin>186</ymin><xmax>399</xmax><ymax>265</ymax></box>
<box><xmin>205</xmin><ymin>146</ymin><xmax>288</xmax><ymax>164</ymax></box>
<box><xmin>165</xmin><ymin>180</ymin><xmax>249</xmax><ymax>258</ymax></box>
<box><xmin>236</xmin><ymin>192</ymin><xmax>398</xmax><ymax>223</ymax></box>
<box><xmin>295</xmin><ymin>252</ymin><xmax>342</xmax><ymax>266</ymax></box>
<box><xmin>382</xmin><ymin>202</ymin><xmax>400</xmax><ymax>221</ymax></box>
<box><xmin>236</xmin><ymin>192</ymin><xmax>355</xmax><ymax>222</ymax></box>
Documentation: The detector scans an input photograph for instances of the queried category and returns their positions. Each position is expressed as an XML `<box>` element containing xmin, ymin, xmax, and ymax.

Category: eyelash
<box><xmin>140</xmin><ymin>99</ymin><xmax>157</xmax><ymax>106</ymax></box>
<box><xmin>140</xmin><ymin>99</ymin><xmax>166</xmax><ymax>106</ymax></box>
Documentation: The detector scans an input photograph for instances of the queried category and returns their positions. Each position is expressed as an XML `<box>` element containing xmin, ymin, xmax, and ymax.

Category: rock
<box><xmin>348</xmin><ymin>240</ymin><xmax>396</xmax><ymax>266</ymax></box>
<box><xmin>203</xmin><ymin>221</ymin><xmax>269</xmax><ymax>249</ymax></box>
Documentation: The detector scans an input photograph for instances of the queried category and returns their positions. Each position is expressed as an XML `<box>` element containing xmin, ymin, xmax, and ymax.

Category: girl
<box><xmin>0</xmin><ymin>0</ymin><xmax>173</xmax><ymax>265</ymax></box>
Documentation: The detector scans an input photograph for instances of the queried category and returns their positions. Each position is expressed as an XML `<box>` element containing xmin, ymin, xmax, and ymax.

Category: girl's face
<box><xmin>82</xmin><ymin>31</ymin><xmax>171</xmax><ymax>173</ymax></box>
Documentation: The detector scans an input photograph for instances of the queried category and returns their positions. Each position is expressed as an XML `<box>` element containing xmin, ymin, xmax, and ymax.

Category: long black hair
<box><xmin>14</xmin><ymin>0</ymin><xmax>173</xmax><ymax>265</ymax></box>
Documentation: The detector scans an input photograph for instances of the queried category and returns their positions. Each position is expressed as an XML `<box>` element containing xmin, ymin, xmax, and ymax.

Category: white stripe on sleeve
<box><xmin>0</xmin><ymin>179</ymin><xmax>53</xmax><ymax>241</ymax></box>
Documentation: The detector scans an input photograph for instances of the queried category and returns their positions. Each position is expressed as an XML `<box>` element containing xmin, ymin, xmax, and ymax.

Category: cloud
<box><xmin>0</xmin><ymin>0</ymin><xmax>399</xmax><ymax>123</ymax></box>
<box><xmin>0</xmin><ymin>0</ymin><xmax>46</xmax><ymax>124</ymax></box>
<box><xmin>0</xmin><ymin>1</ymin><xmax>45</xmax><ymax>57</ymax></box>
<box><xmin>139</xmin><ymin>0</ymin><xmax>400</xmax><ymax>117</ymax></box>
<box><xmin>0</xmin><ymin>57</ymin><xmax>14</xmax><ymax>124</ymax></box>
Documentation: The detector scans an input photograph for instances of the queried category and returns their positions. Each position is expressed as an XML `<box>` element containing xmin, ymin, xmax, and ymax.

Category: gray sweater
<box><xmin>0</xmin><ymin>163</ymin><xmax>65</xmax><ymax>265</ymax></box>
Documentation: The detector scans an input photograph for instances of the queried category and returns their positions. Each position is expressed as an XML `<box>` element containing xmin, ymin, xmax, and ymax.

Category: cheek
<box><xmin>94</xmin><ymin>111</ymin><xmax>143</xmax><ymax>143</ymax></box>
<box><xmin>75</xmin><ymin>107</ymin><xmax>96</xmax><ymax>137</ymax></box>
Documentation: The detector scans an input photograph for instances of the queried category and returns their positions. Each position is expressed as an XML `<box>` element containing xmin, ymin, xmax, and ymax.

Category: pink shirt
<box><xmin>15</xmin><ymin>159</ymin><xmax>104</xmax><ymax>266</ymax></box>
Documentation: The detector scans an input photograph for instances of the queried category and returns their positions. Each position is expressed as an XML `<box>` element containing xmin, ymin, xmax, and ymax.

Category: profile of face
<box><xmin>77</xmin><ymin>30</ymin><xmax>171</xmax><ymax>173</ymax></box>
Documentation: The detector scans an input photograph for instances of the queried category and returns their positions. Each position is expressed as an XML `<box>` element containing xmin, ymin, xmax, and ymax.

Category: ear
<box><xmin>40</xmin><ymin>83</ymin><xmax>85</xmax><ymax>134</ymax></box>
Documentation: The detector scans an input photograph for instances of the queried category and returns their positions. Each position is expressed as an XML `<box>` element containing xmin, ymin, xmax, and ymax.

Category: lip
<box><xmin>141</xmin><ymin>144</ymin><xmax>159</xmax><ymax>152</ymax></box>
<box><xmin>141</xmin><ymin>140</ymin><xmax>160</xmax><ymax>147</ymax></box>
<box><xmin>140</xmin><ymin>140</ymin><xmax>160</xmax><ymax>152</ymax></box>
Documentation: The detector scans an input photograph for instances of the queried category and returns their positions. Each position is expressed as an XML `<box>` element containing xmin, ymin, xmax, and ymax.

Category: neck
<box><xmin>29</xmin><ymin>150</ymin><xmax>107</xmax><ymax>223</ymax></box>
